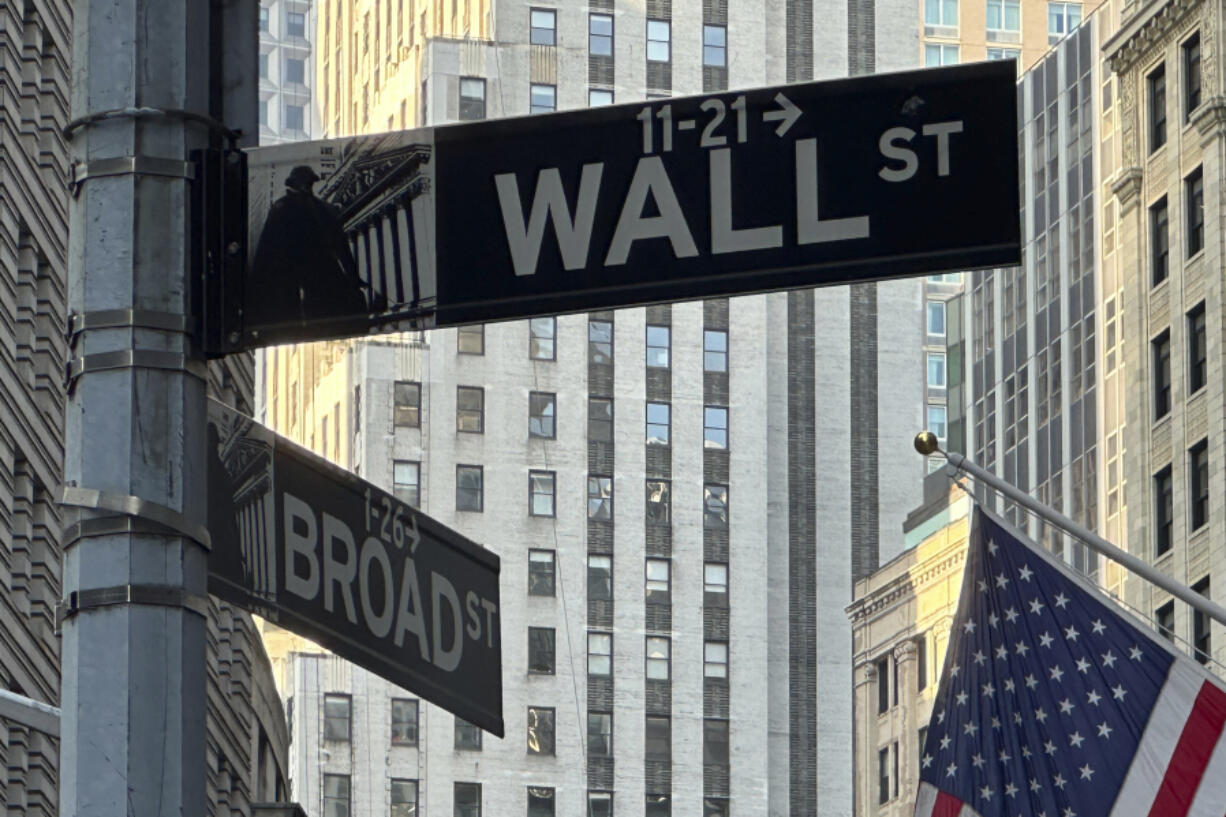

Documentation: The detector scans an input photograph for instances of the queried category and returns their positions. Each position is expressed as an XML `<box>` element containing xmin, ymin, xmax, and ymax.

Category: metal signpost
<box><xmin>210</xmin><ymin>59</ymin><xmax>1020</xmax><ymax>353</ymax></box>
<box><xmin>207</xmin><ymin>401</ymin><xmax>504</xmax><ymax>736</ymax></box>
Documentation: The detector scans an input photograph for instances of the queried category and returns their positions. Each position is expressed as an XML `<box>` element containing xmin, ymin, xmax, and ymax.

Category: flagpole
<box><xmin>914</xmin><ymin>431</ymin><xmax>1226</xmax><ymax>629</ymax></box>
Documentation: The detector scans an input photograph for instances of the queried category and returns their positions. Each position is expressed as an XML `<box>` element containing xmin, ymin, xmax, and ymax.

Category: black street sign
<box><xmin>206</xmin><ymin>400</ymin><xmax>504</xmax><ymax>736</ymax></box>
<box><xmin>216</xmin><ymin>61</ymin><xmax>1018</xmax><ymax>352</ymax></box>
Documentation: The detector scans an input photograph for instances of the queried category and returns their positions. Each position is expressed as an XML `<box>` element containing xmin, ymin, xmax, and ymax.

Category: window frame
<box><xmin>1190</xmin><ymin>438</ymin><xmax>1209</xmax><ymax>531</ymax></box>
<box><xmin>702</xmin><ymin>24</ymin><xmax>727</xmax><ymax>67</ymax></box>
<box><xmin>530</xmin><ymin>83</ymin><xmax>557</xmax><ymax>114</ymax></box>
<box><xmin>876</xmin><ymin>656</ymin><xmax>890</xmax><ymax>714</ymax></box>
<box><xmin>1184</xmin><ymin>32</ymin><xmax>1202</xmax><ymax>122</ymax></box>
<box><xmin>589</xmin><ymin>397</ymin><xmax>613</xmax><ymax>442</ymax></box>
<box><xmin>458</xmin><ymin>324</ymin><xmax>485</xmax><ymax>354</ymax></box>
<box><xmin>528</xmin><ymin>626</ymin><xmax>556</xmax><ymax>675</ymax></box>
<box><xmin>985</xmin><ymin>0</ymin><xmax>1019</xmax><ymax>32</ymax></box>
<box><xmin>588</xmin><ymin>475</ymin><xmax>613</xmax><ymax>521</ymax></box>
<box><xmin>1153</xmin><ymin>329</ymin><xmax>1172</xmax><ymax>420</ymax></box>
<box><xmin>324</xmin><ymin>693</ymin><xmax>352</xmax><ymax>742</ymax></box>
<box><xmin>589</xmin><ymin>13</ymin><xmax>613</xmax><ymax>56</ymax></box>
<box><xmin>646</xmin><ymin>18</ymin><xmax>671</xmax><ymax>62</ymax></box>
<box><xmin>1150</xmin><ymin>196</ymin><xmax>1170</xmax><ymax>286</ymax></box>
<box><xmin>391</xmin><ymin>698</ymin><xmax>419</xmax><ymax>746</ymax></box>
<box><xmin>926</xmin><ymin>352</ymin><xmax>947</xmax><ymax>389</ymax></box>
<box><xmin>646</xmin><ymin>324</ymin><xmax>671</xmax><ymax>368</ymax></box>
<box><xmin>703</xmin><ymin>329</ymin><xmax>728</xmax><ymax>372</ymax></box>
<box><xmin>646</xmin><ymin>401</ymin><xmax>671</xmax><ymax>446</ymax></box>
<box><xmin>455</xmin><ymin>720</ymin><xmax>483</xmax><ymax>751</ymax></box>
<box><xmin>390</xmin><ymin>778</ymin><xmax>418</xmax><ymax>817</ymax></box>
<box><xmin>459</xmin><ymin>76</ymin><xmax>487</xmax><ymax>121</ymax></box>
<box><xmin>588</xmin><ymin>631</ymin><xmax>612</xmax><ymax>676</ymax></box>
<box><xmin>1155</xmin><ymin>465</ymin><xmax>1174</xmax><ymax>557</ymax></box>
<box><xmin>529</xmin><ymin>7</ymin><xmax>557</xmax><ymax>45</ymax></box>
<box><xmin>528</xmin><ymin>548</ymin><xmax>557</xmax><ymax>596</ymax></box>
<box><xmin>1156</xmin><ymin>600</ymin><xmax>1176</xmax><ymax>641</ymax></box>
<box><xmin>1193</xmin><ymin>576</ymin><xmax>1211</xmax><ymax>664</ymax></box>
<box><xmin>1187</xmin><ymin>165</ymin><xmax>1205</xmax><ymax>257</ymax></box>
<box><xmin>645</xmin><ymin>715</ymin><xmax>671</xmax><ymax>760</ymax></box>
<box><xmin>454</xmin><ymin>781</ymin><xmax>482</xmax><ymax>817</ymax></box>
<box><xmin>529</xmin><ymin>391</ymin><xmax>557</xmax><ymax>439</ymax></box>
<box><xmin>588</xmin><ymin>555</ymin><xmax>612</xmax><ymax>601</ymax></box>
<box><xmin>285</xmin><ymin>56</ymin><xmax>306</xmax><ymax>84</ymax></box>
<box><xmin>287</xmin><ymin>10</ymin><xmax>307</xmax><ymax>37</ymax></box>
<box><xmin>704</xmin><ymin>640</ymin><xmax>729</xmax><ymax>678</ymax></box>
<box><xmin>587</xmin><ymin>711</ymin><xmax>613</xmax><ymax>757</ymax></box>
<box><xmin>456</xmin><ymin>385</ymin><xmax>484</xmax><ymax>433</ymax></box>
<box><xmin>529</xmin><ymin>469</ymin><xmax>556</xmax><ymax>517</ymax></box>
<box><xmin>589</xmin><ymin>88</ymin><xmax>614</xmax><ymax>107</ymax></box>
<box><xmin>704</xmin><ymin>483</ymin><xmax>729</xmax><ymax>530</ymax></box>
<box><xmin>529</xmin><ymin>316</ymin><xmax>557</xmax><ymax>360</ymax></box>
<box><xmin>393</xmin><ymin>460</ymin><xmax>421</xmax><ymax>508</ymax></box>
<box><xmin>926</xmin><ymin>301</ymin><xmax>946</xmax><ymax>336</ymax></box>
<box><xmin>456</xmin><ymin>464</ymin><xmax>484</xmax><ymax>512</ymax></box>
<box><xmin>589</xmin><ymin>319</ymin><xmax>613</xmax><ymax>364</ymax></box>
<box><xmin>703</xmin><ymin>718</ymin><xmax>730</xmax><ymax>766</ymax></box>
<box><xmin>645</xmin><ymin>557</ymin><xmax>670</xmax><ymax>603</ymax></box>
<box><xmin>703</xmin><ymin>405</ymin><xmax>729</xmax><ymax>449</ymax></box>
<box><xmin>1188</xmin><ymin>302</ymin><xmax>1207</xmax><ymax>394</ymax></box>
<box><xmin>646</xmin><ymin>635</ymin><xmax>671</xmax><ymax>680</ymax></box>
<box><xmin>527</xmin><ymin>787</ymin><xmax>555</xmax><ymax>817</ymax></box>
<box><xmin>646</xmin><ymin>479</ymin><xmax>671</xmax><ymax>524</ymax></box>
<box><xmin>704</xmin><ymin>562</ymin><xmax>728</xmax><ymax>606</ymax></box>
<box><xmin>526</xmin><ymin>705</ymin><xmax>556</xmax><ymax>755</ymax></box>
<box><xmin>324</xmin><ymin>773</ymin><xmax>352</xmax><ymax>817</ymax></box>
<box><xmin>394</xmin><ymin>380</ymin><xmax>422</xmax><ymax>428</ymax></box>
<box><xmin>1148</xmin><ymin>63</ymin><xmax>1167</xmax><ymax>152</ymax></box>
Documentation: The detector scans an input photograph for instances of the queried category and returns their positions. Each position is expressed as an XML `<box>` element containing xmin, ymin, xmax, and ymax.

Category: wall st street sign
<box><xmin>211</xmin><ymin>60</ymin><xmax>1018</xmax><ymax>352</ymax></box>
<box><xmin>206</xmin><ymin>401</ymin><xmax>504</xmax><ymax>736</ymax></box>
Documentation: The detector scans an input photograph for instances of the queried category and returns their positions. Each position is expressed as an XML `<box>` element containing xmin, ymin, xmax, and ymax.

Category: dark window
<box><xmin>457</xmin><ymin>386</ymin><xmax>484</xmax><ymax>432</ymax></box>
<box><xmin>259</xmin><ymin>7</ymin><xmax>269</xmax><ymax>31</ymax></box>
<box><xmin>324</xmin><ymin>774</ymin><xmax>351</xmax><ymax>817</ymax></box>
<box><xmin>588</xmin><ymin>793</ymin><xmax>613</xmax><ymax>817</ymax></box>
<box><xmin>259</xmin><ymin>53</ymin><xmax>269</xmax><ymax>79</ymax></box>
<box><xmin>458</xmin><ymin>324</ymin><xmax>484</xmax><ymax>354</ymax></box>
<box><xmin>1188</xmin><ymin>302</ymin><xmax>1207</xmax><ymax>393</ymax></box>
<box><xmin>916</xmin><ymin>636</ymin><xmax>927</xmax><ymax>691</ymax></box>
<box><xmin>876</xmin><ymin>656</ymin><xmax>890</xmax><ymax>714</ymax></box>
<box><xmin>878</xmin><ymin>747</ymin><xmax>890</xmax><ymax>804</ymax></box>
<box><xmin>1150</xmin><ymin>197</ymin><xmax>1169</xmax><ymax>286</ymax></box>
<box><xmin>324</xmin><ymin>694</ymin><xmax>351</xmax><ymax>741</ymax></box>
<box><xmin>527</xmin><ymin>787</ymin><xmax>555</xmax><ymax>817</ymax></box>
<box><xmin>1188</xmin><ymin>166</ymin><xmax>1205</xmax><ymax>256</ymax></box>
<box><xmin>893</xmin><ymin>741</ymin><xmax>900</xmax><ymax>798</ymax></box>
<box><xmin>286</xmin><ymin>57</ymin><xmax>306</xmax><ymax>84</ymax></box>
<box><xmin>588</xmin><ymin>476</ymin><xmax>612</xmax><ymax>520</ymax></box>
<box><xmin>589</xmin><ymin>13</ymin><xmax>613</xmax><ymax>55</ymax></box>
<box><xmin>529</xmin><ymin>549</ymin><xmax>556</xmax><ymax>596</ymax></box>
<box><xmin>1155</xmin><ymin>466</ymin><xmax>1174</xmax><ymax>556</ymax></box>
<box><xmin>454</xmin><ymin>782</ymin><xmax>481</xmax><ymax>817</ymax></box>
<box><xmin>702</xmin><ymin>24</ymin><xmax>726</xmax><ymax>67</ymax></box>
<box><xmin>704</xmin><ymin>406</ymin><xmax>728</xmax><ymax>449</ymax></box>
<box><xmin>456</xmin><ymin>464</ymin><xmax>483</xmax><ymax>512</ymax></box>
<box><xmin>918</xmin><ymin>726</ymin><xmax>928</xmax><ymax>763</ymax></box>
<box><xmin>704</xmin><ymin>799</ymin><xmax>730</xmax><ymax>817</ymax></box>
<box><xmin>1157</xmin><ymin>600</ymin><xmax>1176</xmax><ymax>642</ymax></box>
<box><xmin>455</xmin><ymin>720</ymin><xmax>482</xmax><ymax>750</ymax></box>
<box><xmin>645</xmin><ymin>558</ymin><xmax>670</xmax><ymax>603</ymax></box>
<box><xmin>704</xmin><ymin>329</ymin><xmax>728</xmax><ymax>371</ymax></box>
<box><xmin>460</xmin><ymin>77</ymin><xmax>486</xmax><ymax>120</ymax></box>
<box><xmin>284</xmin><ymin>104</ymin><xmax>305</xmax><ymax>131</ymax></box>
<box><xmin>528</xmin><ymin>627</ymin><xmax>555</xmax><ymax>674</ymax></box>
<box><xmin>530</xmin><ymin>8</ymin><xmax>556</xmax><ymax>45</ymax></box>
<box><xmin>646</xmin><ymin>480</ymin><xmax>671</xmax><ymax>524</ymax></box>
<box><xmin>529</xmin><ymin>392</ymin><xmax>556</xmax><ymax>439</ymax></box>
<box><xmin>703</xmin><ymin>719</ymin><xmax>730</xmax><ymax>765</ymax></box>
<box><xmin>287</xmin><ymin>11</ymin><xmax>306</xmax><ymax>37</ymax></box>
<box><xmin>1185</xmin><ymin>33</ymin><xmax>1202</xmax><ymax>120</ymax></box>
<box><xmin>527</xmin><ymin>706</ymin><xmax>555</xmax><ymax>755</ymax></box>
<box><xmin>704</xmin><ymin>484</ymin><xmax>728</xmax><ymax>529</ymax></box>
<box><xmin>393</xmin><ymin>460</ymin><xmax>420</xmax><ymax>508</ymax></box>
<box><xmin>588</xmin><ymin>711</ymin><xmax>612</xmax><ymax>756</ymax></box>
<box><xmin>646</xmin><ymin>795</ymin><xmax>670</xmax><ymax>817</ymax></box>
<box><xmin>1153</xmin><ymin>330</ymin><xmax>1171</xmax><ymax>420</ymax></box>
<box><xmin>391</xmin><ymin>779</ymin><xmax>418</xmax><ymax>817</ymax></box>
<box><xmin>646</xmin><ymin>325</ymin><xmax>671</xmax><ymax>367</ymax></box>
<box><xmin>391</xmin><ymin>699</ymin><xmax>419</xmax><ymax>746</ymax></box>
<box><xmin>645</xmin><ymin>715</ymin><xmax>671</xmax><ymax>759</ymax></box>
<box><xmin>1149</xmin><ymin>64</ymin><xmax>1166</xmax><ymax>152</ymax></box>
<box><xmin>588</xmin><ymin>631</ymin><xmax>612</xmax><ymax>676</ymax></box>
<box><xmin>529</xmin><ymin>470</ymin><xmax>556</xmax><ymax>517</ymax></box>
<box><xmin>1194</xmin><ymin>577</ymin><xmax>1211</xmax><ymax>663</ymax></box>
<box><xmin>646</xmin><ymin>402</ymin><xmax>670</xmax><ymax>445</ymax></box>
<box><xmin>530</xmin><ymin>83</ymin><xmax>556</xmax><ymax>113</ymax></box>
<box><xmin>588</xmin><ymin>397</ymin><xmax>613</xmax><ymax>442</ymax></box>
<box><xmin>588</xmin><ymin>556</ymin><xmax>612</xmax><ymax>600</ymax></box>
<box><xmin>394</xmin><ymin>381</ymin><xmax>421</xmax><ymax>428</ymax></box>
<box><xmin>1190</xmin><ymin>438</ymin><xmax>1209</xmax><ymax>530</ymax></box>
<box><xmin>529</xmin><ymin>317</ymin><xmax>556</xmax><ymax>360</ymax></box>
<box><xmin>589</xmin><ymin>319</ymin><xmax>613</xmax><ymax>364</ymax></box>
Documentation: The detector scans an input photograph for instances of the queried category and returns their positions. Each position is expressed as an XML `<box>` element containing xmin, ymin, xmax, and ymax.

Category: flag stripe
<box><xmin>1110</xmin><ymin>661</ymin><xmax>1205</xmax><ymax>817</ymax></box>
<box><xmin>914</xmin><ymin>781</ymin><xmax>938</xmax><ymax>817</ymax></box>
<box><xmin>933</xmin><ymin>791</ymin><xmax>964</xmax><ymax>817</ymax></box>
<box><xmin>1185</xmin><ymin>723</ymin><xmax>1226</xmax><ymax>817</ymax></box>
<box><xmin>1146</xmin><ymin>680</ymin><xmax>1226</xmax><ymax>817</ymax></box>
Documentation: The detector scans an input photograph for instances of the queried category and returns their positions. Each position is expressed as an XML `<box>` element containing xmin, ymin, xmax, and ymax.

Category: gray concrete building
<box><xmin>261</xmin><ymin>0</ymin><xmax>322</xmax><ymax>143</ymax></box>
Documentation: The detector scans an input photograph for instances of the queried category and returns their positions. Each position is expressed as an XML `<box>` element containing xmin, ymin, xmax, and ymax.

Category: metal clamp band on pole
<box><xmin>59</xmin><ymin>486</ymin><xmax>211</xmax><ymax>551</ymax></box>
<box><xmin>62</xmin><ymin>515</ymin><xmax>185</xmax><ymax>550</ymax></box>
<box><xmin>64</xmin><ymin>349</ymin><xmax>208</xmax><ymax>393</ymax></box>
<box><xmin>57</xmin><ymin>584</ymin><xmax>211</xmax><ymax>628</ymax></box>
<box><xmin>922</xmin><ymin>436</ymin><xmax>1226</xmax><ymax>630</ymax></box>
<box><xmin>61</xmin><ymin>106</ymin><xmax>240</xmax><ymax>143</ymax></box>
<box><xmin>70</xmin><ymin>156</ymin><xmax>196</xmax><ymax>195</ymax></box>
<box><xmin>67</xmin><ymin>309</ymin><xmax>191</xmax><ymax>346</ymax></box>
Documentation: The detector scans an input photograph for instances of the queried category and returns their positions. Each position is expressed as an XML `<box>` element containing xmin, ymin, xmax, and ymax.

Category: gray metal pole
<box><xmin>914</xmin><ymin>433</ymin><xmax>1226</xmax><ymax>630</ymax></box>
<box><xmin>62</xmin><ymin>2</ymin><xmax>210</xmax><ymax>814</ymax></box>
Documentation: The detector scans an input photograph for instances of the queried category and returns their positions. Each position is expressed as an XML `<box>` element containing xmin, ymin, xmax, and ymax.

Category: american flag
<box><xmin>915</xmin><ymin>508</ymin><xmax>1226</xmax><ymax>817</ymax></box>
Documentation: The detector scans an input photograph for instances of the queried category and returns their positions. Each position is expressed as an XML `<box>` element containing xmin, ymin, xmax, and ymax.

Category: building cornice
<box><xmin>1193</xmin><ymin>96</ymin><xmax>1226</xmax><ymax>143</ymax></box>
<box><xmin>845</xmin><ymin>545</ymin><xmax>967</xmax><ymax>624</ymax></box>
<box><xmin>1105</xmin><ymin>0</ymin><xmax>1198</xmax><ymax>74</ymax></box>
<box><xmin>1111</xmin><ymin>167</ymin><xmax>1145</xmax><ymax>210</ymax></box>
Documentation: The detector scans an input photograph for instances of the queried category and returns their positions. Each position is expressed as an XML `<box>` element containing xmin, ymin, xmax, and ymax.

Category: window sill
<box><xmin>1185</xmin><ymin>248</ymin><xmax>1205</xmax><ymax>266</ymax></box>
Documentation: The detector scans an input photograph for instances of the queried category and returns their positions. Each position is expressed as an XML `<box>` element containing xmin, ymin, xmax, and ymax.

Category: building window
<box><xmin>646</xmin><ymin>479</ymin><xmax>670</xmax><ymax>523</ymax></box>
<box><xmin>924</xmin><ymin>43</ymin><xmax>958</xmax><ymax>65</ymax></box>
<box><xmin>455</xmin><ymin>720</ymin><xmax>482</xmax><ymax>750</ymax></box>
<box><xmin>704</xmin><ymin>484</ymin><xmax>728</xmax><ymax>529</ymax></box>
<box><xmin>456</xmin><ymin>465</ymin><xmax>483</xmax><ymax>511</ymax></box>
<box><xmin>259</xmin><ymin>52</ymin><xmax>270</xmax><ymax>79</ymax></box>
<box><xmin>916</xmin><ymin>636</ymin><xmax>928</xmax><ymax>690</ymax></box>
<box><xmin>530</xmin><ymin>83</ymin><xmax>556</xmax><ymax>113</ymax></box>
<box><xmin>529</xmin><ymin>317</ymin><xmax>556</xmax><ymax>360</ymax></box>
<box><xmin>454</xmin><ymin>782</ymin><xmax>481</xmax><ymax>817</ymax></box>
<box><xmin>1151</xmin><ymin>196</ymin><xmax>1169</xmax><ymax>285</ymax></box>
<box><xmin>704</xmin><ymin>719</ymin><xmax>730</xmax><ymax>766</ymax></box>
<box><xmin>1156</xmin><ymin>600</ymin><xmax>1175</xmax><ymax>641</ymax></box>
<box><xmin>704</xmin><ymin>641</ymin><xmax>728</xmax><ymax>678</ymax></box>
<box><xmin>588</xmin><ymin>793</ymin><xmax>613</xmax><ymax>817</ymax></box>
<box><xmin>588</xmin><ymin>555</ymin><xmax>612</xmax><ymax>600</ymax></box>
<box><xmin>589</xmin><ymin>397</ymin><xmax>613</xmax><ymax>442</ymax></box>
<box><xmin>589</xmin><ymin>88</ymin><xmax>614</xmax><ymax>106</ymax></box>
<box><xmin>646</xmin><ymin>19</ymin><xmax>670</xmax><ymax>62</ymax></box>
<box><xmin>458</xmin><ymin>324</ymin><xmax>484</xmax><ymax>354</ymax></box>
<box><xmin>927</xmin><ymin>352</ymin><xmax>947</xmax><ymax>388</ymax></box>
<box><xmin>391</xmin><ymin>698</ymin><xmax>419</xmax><ymax>746</ymax></box>
<box><xmin>702</xmin><ymin>24</ymin><xmax>726</xmax><ymax>67</ymax></box>
<box><xmin>1185</xmin><ymin>33</ymin><xmax>1202</xmax><ymax>120</ymax></box>
<box><xmin>259</xmin><ymin>98</ymin><xmax>268</xmax><ymax>126</ymax></box>
<box><xmin>590</xmin><ymin>13</ymin><xmax>613</xmax><ymax>55</ymax></box>
<box><xmin>324</xmin><ymin>774</ymin><xmax>351</xmax><ymax>817</ymax></box>
<box><xmin>527</xmin><ymin>706</ymin><xmax>555</xmax><ymax>755</ymax></box>
<box><xmin>285</xmin><ymin>57</ymin><xmax>306</xmax><ymax>84</ymax></box>
<box><xmin>927</xmin><ymin>405</ymin><xmax>947</xmax><ymax>442</ymax></box>
<box><xmin>646</xmin><ymin>795</ymin><xmax>670</xmax><ymax>816</ymax></box>
<box><xmin>529</xmin><ymin>470</ymin><xmax>556</xmax><ymax>517</ymax></box>
<box><xmin>1155</xmin><ymin>466</ymin><xmax>1174</xmax><ymax>556</ymax></box>
<box><xmin>704</xmin><ymin>562</ymin><xmax>728</xmax><ymax>606</ymax></box>
<box><xmin>259</xmin><ymin>6</ymin><xmax>270</xmax><ymax>31</ymax></box>
<box><xmin>646</xmin><ymin>558</ymin><xmax>670</xmax><ymax>603</ymax></box>
<box><xmin>1187</xmin><ymin>166</ymin><xmax>1205</xmax><ymax>256</ymax></box>
<box><xmin>588</xmin><ymin>476</ymin><xmax>612</xmax><ymax>520</ymax></box>
<box><xmin>530</xmin><ymin>8</ymin><xmax>556</xmax><ymax>45</ymax></box>
<box><xmin>460</xmin><ymin>77</ymin><xmax>486</xmax><ymax>120</ymax></box>
<box><xmin>986</xmin><ymin>47</ymin><xmax>1020</xmax><ymax>61</ymax></box>
<box><xmin>925</xmin><ymin>0</ymin><xmax>957</xmax><ymax>26</ymax></box>
<box><xmin>926</xmin><ymin>301</ymin><xmax>946</xmax><ymax>336</ymax></box>
<box><xmin>528</xmin><ymin>392</ymin><xmax>557</xmax><ymax>439</ymax></box>
<box><xmin>1048</xmin><ymin>2</ymin><xmax>1082</xmax><ymax>42</ymax></box>
<box><xmin>646</xmin><ymin>636</ymin><xmax>670</xmax><ymax>679</ymax></box>
<box><xmin>645</xmin><ymin>715</ymin><xmax>671</xmax><ymax>759</ymax></box>
<box><xmin>390</xmin><ymin>779</ymin><xmax>418</xmax><ymax>817</ymax></box>
<box><xmin>646</xmin><ymin>402</ymin><xmax>671</xmax><ymax>445</ymax></box>
<box><xmin>324</xmin><ymin>694</ymin><xmax>351</xmax><ymax>741</ymax></box>
<box><xmin>704</xmin><ymin>329</ymin><xmax>727</xmax><ymax>371</ymax></box>
<box><xmin>1188</xmin><ymin>302</ymin><xmax>1207</xmax><ymax>394</ymax></box>
<box><xmin>588</xmin><ymin>631</ymin><xmax>612</xmax><ymax>676</ymax></box>
<box><xmin>589</xmin><ymin>320</ymin><xmax>613</xmax><ymax>364</ymax></box>
<box><xmin>1193</xmin><ymin>577</ymin><xmax>1211</xmax><ymax>663</ymax></box>
<box><xmin>394</xmin><ymin>381</ymin><xmax>421</xmax><ymax>427</ymax></box>
<box><xmin>457</xmin><ymin>386</ymin><xmax>484</xmax><ymax>432</ymax></box>
<box><xmin>528</xmin><ymin>627</ymin><xmax>556</xmax><ymax>674</ymax></box>
<box><xmin>1149</xmin><ymin>64</ymin><xmax>1167</xmax><ymax>152</ymax></box>
<box><xmin>647</xmin><ymin>324</ymin><xmax>671</xmax><ymax>367</ymax></box>
<box><xmin>704</xmin><ymin>406</ymin><xmax>728</xmax><ymax>449</ymax></box>
<box><xmin>588</xmin><ymin>712</ymin><xmax>612</xmax><ymax>756</ymax></box>
<box><xmin>986</xmin><ymin>0</ymin><xmax>1019</xmax><ymax>31</ymax></box>
<box><xmin>878</xmin><ymin>747</ymin><xmax>892</xmax><ymax>803</ymax></box>
<box><xmin>284</xmin><ymin>104</ymin><xmax>305</xmax><ymax>131</ymax></box>
<box><xmin>287</xmin><ymin>10</ymin><xmax>306</xmax><ymax>37</ymax></box>
<box><xmin>704</xmin><ymin>799</ymin><xmax>730</xmax><ymax>817</ymax></box>
<box><xmin>1190</xmin><ymin>439</ymin><xmax>1209</xmax><ymax>531</ymax></box>
<box><xmin>876</xmin><ymin>656</ymin><xmax>890</xmax><ymax>713</ymax></box>
<box><xmin>527</xmin><ymin>787</ymin><xmax>555</xmax><ymax>817</ymax></box>
<box><xmin>529</xmin><ymin>549</ymin><xmax>556</xmax><ymax>595</ymax></box>
<box><xmin>1153</xmin><ymin>330</ymin><xmax>1171</xmax><ymax>420</ymax></box>
<box><xmin>393</xmin><ymin>461</ymin><xmax>420</xmax><ymax>508</ymax></box>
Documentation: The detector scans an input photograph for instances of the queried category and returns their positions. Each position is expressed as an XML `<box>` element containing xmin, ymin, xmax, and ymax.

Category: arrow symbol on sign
<box><xmin>406</xmin><ymin>512</ymin><xmax>420</xmax><ymax>553</ymax></box>
<box><xmin>762</xmin><ymin>93</ymin><xmax>801</xmax><ymax>137</ymax></box>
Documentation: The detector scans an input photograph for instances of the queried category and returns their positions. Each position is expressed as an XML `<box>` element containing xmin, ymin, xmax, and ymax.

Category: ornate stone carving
<box><xmin>1192</xmin><ymin>95</ymin><xmax>1226</xmax><ymax>145</ymax></box>
<box><xmin>1111</xmin><ymin>167</ymin><xmax>1146</xmax><ymax>211</ymax></box>
<box><xmin>856</xmin><ymin>662</ymin><xmax>877</xmax><ymax>686</ymax></box>
<box><xmin>893</xmin><ymin>640</ymin><xmax>919</xmax><ymax>663</ymax></box>
<box><xmin>1203</xmin><ymin>5</ymin><xmax>1216</xmax><ymax>96</ymax></box>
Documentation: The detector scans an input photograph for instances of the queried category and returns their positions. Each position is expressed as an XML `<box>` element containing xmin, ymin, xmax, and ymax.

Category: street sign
<box><xmin>206</xmin><ymin>400</ymin><xmax>504</xmax><ymax>737</ymax></box>
<box><xmin>216</xmin><ymin>60</ymin><xmax>1018</xmax><ymax>352</ymax></box>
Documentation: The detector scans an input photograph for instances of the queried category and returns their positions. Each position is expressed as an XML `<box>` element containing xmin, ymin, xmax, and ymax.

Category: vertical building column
<box><xmin>853</xmin><ymin>661</ymin><xmax>877</xmax><ymax>817</ymax></box>
<box><xmin>892</xmin><ymin>640</ymin><xmax>918</xmax><ymax>795</ymax></box>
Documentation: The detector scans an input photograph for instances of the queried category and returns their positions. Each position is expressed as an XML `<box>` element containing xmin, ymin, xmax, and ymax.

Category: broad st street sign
<box><xmin>206</xmin><ymin>401</ymin><xmax>504</xmax><ymax>736</ymax></box>
<box><xmin>216</xmin><ymin>60</ymin><xmax>1019</xmax><ymax>352</ymax></box>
